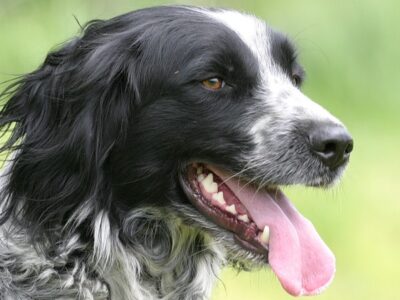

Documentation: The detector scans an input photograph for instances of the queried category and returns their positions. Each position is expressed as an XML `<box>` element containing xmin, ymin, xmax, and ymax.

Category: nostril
<box><xmin>344</xmin><ymin>140</ymin><xmax>354</xmax><ymax>154</ymax></box>
<box><xmin>323</xmin><ymin>142</ymin><xmax>337</xmax><ymax>155</ymax></box>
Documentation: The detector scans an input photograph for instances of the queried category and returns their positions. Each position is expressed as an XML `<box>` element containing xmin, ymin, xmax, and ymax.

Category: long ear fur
<box><xmin>0</xmin><ymin>19</ymin><xmax>139</xmax><ymax>247</ymax></box>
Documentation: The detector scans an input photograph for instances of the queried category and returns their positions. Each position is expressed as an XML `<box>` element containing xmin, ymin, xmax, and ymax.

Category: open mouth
<box><xmin>180</xmin><ymin>163</ymin><xmax>336</xmax><ymax>297</ymax></box>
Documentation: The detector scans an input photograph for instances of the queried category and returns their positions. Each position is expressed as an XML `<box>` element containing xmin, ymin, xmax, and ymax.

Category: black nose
<box><xmin>309</xmin><ymin>123</ymin><xmax>354</xmax><ymax>169</ymax></box>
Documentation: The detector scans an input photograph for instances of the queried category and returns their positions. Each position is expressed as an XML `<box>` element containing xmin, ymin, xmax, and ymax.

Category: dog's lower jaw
<box><xmin>0</xmin><ymin>207</ymin><xmax>226</xmax><ymax>300</ymax></box>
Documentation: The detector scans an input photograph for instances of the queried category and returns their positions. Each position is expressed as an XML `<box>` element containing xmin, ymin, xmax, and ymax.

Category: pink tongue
<box><xmin>225</xmin><ymin>180</ymin><xmax>335</xmax><ymax>296</ymax></box>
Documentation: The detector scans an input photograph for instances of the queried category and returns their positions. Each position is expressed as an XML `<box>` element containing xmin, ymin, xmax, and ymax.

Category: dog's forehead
<box><xmin>200</xmin><ymin>10</ymin><xmax>291</xmax><ymax>77</ymax></box>
<box><xmin>203</xmin><ymin>10</ymin><xmax>271</xmax><ymax>63</ymax></box>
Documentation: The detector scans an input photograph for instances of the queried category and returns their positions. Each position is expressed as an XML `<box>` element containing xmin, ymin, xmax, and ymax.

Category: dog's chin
<box><xmin>218</xmin><ymin>232</ymin><xmax>268</xmax><ymax>271</ymax></box>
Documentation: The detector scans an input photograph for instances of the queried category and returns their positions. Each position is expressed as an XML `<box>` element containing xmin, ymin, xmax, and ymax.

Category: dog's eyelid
<box><xmin>201</xmin><ymin>77</ymin><xmax>226</xmax><ymax>91</ymax></box>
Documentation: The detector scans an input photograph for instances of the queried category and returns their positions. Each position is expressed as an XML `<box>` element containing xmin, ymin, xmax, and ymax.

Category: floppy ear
<box><xmin>0</xmin><ymin>20</ymin><xmax>139</xmax><ymax>245</ymax></box>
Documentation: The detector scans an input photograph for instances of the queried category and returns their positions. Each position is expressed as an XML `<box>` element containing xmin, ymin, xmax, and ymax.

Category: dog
<box><xmin>0</xmin><ymin>6</ymin><xmax>353</xmax><ymax>300</ymax></box>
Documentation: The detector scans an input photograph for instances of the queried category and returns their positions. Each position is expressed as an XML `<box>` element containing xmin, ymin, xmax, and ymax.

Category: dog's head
<box><xmin>0</xmin><ymin>6</ymin><xmax>352</xmax><ymax>297</ymax></box>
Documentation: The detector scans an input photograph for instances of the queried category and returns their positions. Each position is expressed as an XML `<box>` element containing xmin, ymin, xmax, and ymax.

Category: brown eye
<box><xmin>201</xmin><ymin>78</ymin><xmax>225</xmax><ymax>91</ymax></box>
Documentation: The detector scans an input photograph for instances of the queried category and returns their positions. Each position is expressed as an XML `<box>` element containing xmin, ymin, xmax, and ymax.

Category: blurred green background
<box><xmin>0</xmin><ymin>0</ymin><xmax>399</xmax><ymax>299</ymax></box>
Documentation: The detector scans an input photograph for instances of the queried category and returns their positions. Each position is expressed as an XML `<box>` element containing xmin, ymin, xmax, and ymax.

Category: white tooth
<box><xmin>238</xmin><ymin>214</ymin><xmax>249</xmax><ymax>223</ymax></box>
<box><xmin>197</xmin><ymin>174</ymin><xmax>205</xmax><ymax>182</ymax></box>
<box><xmin>196</xmin><ymin>166</ymin><xmax>203</xmax><ymax>175</ymax></box>
<box><xmin>205</xmin><ymin>182</ymin><xmax>218</xmax><ymax>193</ymax></box>
<box><xmin>203</xmin><ymin>173</ymin><xmax>213</xmax><ymax>184</ymax></box>
<box><xmin>202</xmin><ymin>173</ymin><xmax>218</xmax><ymax>193</ymax></box>
<box><xmin>226</xmin><ymin>204</ymin><xmax>237</xmax><ymax>215</ymax></box>
<box><xmin>260</xmin><ymin>225</ymin><xmax>270</xmax><ymax>245</ymax></box>
<box><xmin>212</xmin><ymin>192</ymin><xmax>226</xmax><ymax>205</ymax></box>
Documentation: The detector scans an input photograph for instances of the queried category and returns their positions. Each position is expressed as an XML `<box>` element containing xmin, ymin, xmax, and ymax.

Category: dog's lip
<box><xmin>179</xmin><ymin>164</ymin><xmax>269</xmax><ymax>256</ymax></box>
<box><xmin>234</xmin><ymin>235</ymin><xmax>268</xmax><ymax>255</ymax></box>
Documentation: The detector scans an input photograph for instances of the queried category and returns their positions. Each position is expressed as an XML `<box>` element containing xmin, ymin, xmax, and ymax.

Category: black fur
<box><xmin>0</xmin><ymin>6</ymin><xmax>265</xmax><ymax>244</ymax></box>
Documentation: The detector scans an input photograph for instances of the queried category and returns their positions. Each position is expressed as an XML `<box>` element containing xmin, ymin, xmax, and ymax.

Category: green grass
<box><xmin>1</xmin><ymin>0</ymin><xmax>399</xmax><ymax>299</ymax></box>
